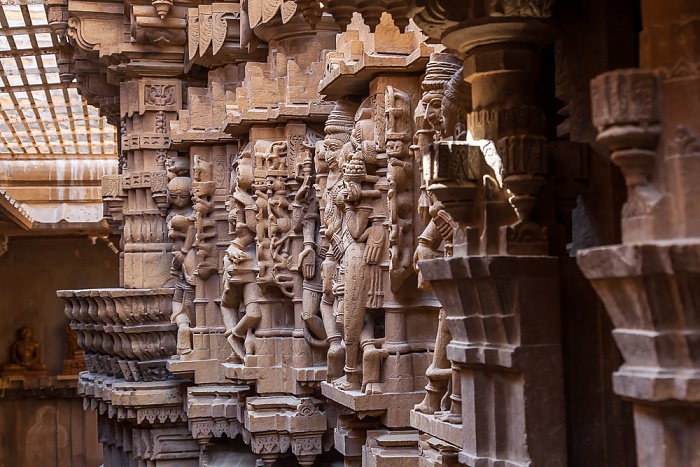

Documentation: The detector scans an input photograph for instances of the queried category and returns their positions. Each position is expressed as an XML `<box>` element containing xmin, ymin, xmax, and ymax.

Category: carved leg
<box><xmin>415</xmin><ymin>309</ymin><xmax>452</xmax><ymax>414</ymax></box>
<box><xmin>220</xmin><ymin>280</ymin><xmax>243</xmax><ymax>362</ymax></box>
<box><xmin>337</xmin><ymin>244</ymin><xmax>369</xmax><ymax>391</ymax></box>
<box><xmin>360</xmin><ymin>314</ymin><xmax>384</xmax><ymax>394</ymax></box>
<box><xmin>302</xmin><ymin>287</ymin><xmax>327</xmax><ymax>343</ymax></box>
<box><xmin>171</xmin><ymin>301</ymin><xmax>192</xmax><ymax>355</ymax></box>
<box><xmin>322</xmin><ymin>293</ymin><xmax>345</xmax><ymax>381</ymax></box>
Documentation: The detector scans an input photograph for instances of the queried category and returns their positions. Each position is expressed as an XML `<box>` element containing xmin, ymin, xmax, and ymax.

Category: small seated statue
<box><xmin>3</xmin><ymin>326</ymin><xmax>47</xmax><ymax>376</ymax></box>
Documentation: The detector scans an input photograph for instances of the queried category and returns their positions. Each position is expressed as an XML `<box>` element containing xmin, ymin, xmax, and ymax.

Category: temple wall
<box><xmin>0</xmin><ymin>397</ymin><xmax>101</xmax><ymax>467</ymax></box>
<box><xmin>0</xmin><ymin>237</ymin><xmax>118</xmax><ymax>375</ymax></box>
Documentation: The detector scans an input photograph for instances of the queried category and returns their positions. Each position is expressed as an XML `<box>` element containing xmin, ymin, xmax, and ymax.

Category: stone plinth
<box><xmin>322</xmin><ymin>382</ymin><xmax>425</xmax><ymax>428</ymax></box>
<box><xmin>420</xmin><ymin>255</ymin><xmax>566</xmax><ymax>467</ymax></box>
<box><xmin>362</xmin><ymin>430</ymin><xmax>421</xmax><ymax>467</ymax></box>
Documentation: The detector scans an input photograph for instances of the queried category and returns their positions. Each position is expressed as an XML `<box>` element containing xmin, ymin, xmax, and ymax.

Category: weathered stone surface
<box><xmin>39</xmin><ymin>0</ymin><xmax>676</xmax><ymax>466</ymax></box>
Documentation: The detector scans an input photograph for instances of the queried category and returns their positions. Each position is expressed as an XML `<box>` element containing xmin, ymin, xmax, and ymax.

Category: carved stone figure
<box><xmin>220</xmin><ymin>147</ymin><xmax>262</xmax><ymax>363</ymax></box>
<box><xmin>385</xmin><ymin>86</ymin><xmax>415</xmax><ymax>291</ymax></box>
<box><xmin>167</xmin><ymin>176</ymin><xmax>196</xmax><ymax>355</ymax></box>
<box><xmin>319</xmin><ymin>101</ymin><xmax>356</xmax><ymax>381</ymax></box>
<box><xmin>413</xmin><ymin>54</ymin><xmax>469</xmax><ymax>422</ymax></box>
<box><xmin>292</xmin><ymin>150</ymin><xmax>328</xmax><ymax>347</ymax></box>
<box><xmin>192</xmin><ymin>155</ymin><xmax>218</xmax><ymax>279</ymax></box>
<box><xmin>331</xmin><ymin>102</ymin><xmax>389</xmax><ymax>393</ymax></box>
<box><xmin>5</xmin><ymin>326</ymin><xmax>47</xmax><ymax>372</ymax></box>
<box><xmin>413</xmin><ymin>54</ymin><xmax>463</xmax><ymax>289</ymax></box>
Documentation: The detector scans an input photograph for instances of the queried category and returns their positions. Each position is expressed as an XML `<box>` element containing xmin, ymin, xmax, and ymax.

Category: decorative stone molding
<box><xmin>245</xmin><ymin>396</ymin><xmax>328</xmax><ymax>466</ymax></box>
<box><xmin>58</xmin><ymin>288</ymin><xmax>176</xmax><ymax>382</ymax></box>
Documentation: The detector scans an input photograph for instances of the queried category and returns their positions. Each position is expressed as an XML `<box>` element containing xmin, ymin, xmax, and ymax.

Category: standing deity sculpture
<box><xmin>220</xmin><ymin>147</ymin><xmax>262</xmax><ymax>363</ymax></box>
<box><xmin>167</xmin><ymin>176</ymin><xmax>197</xmax><ymax>356</ymax></box>
<box><xmin>414</xmin><ymin>54</ymin><xmax>472</xmax><ymax>422</ymax></box>
<box><xmin>385</xmin><ymin>86</ymin><xmax>416</xmax><ymax>291</ymax></box>
<box><xmin>324</xmin><ymin>102</ymin><xmax>390</xmax><ymax>393</ymax></box>
<box><xmin>413</xmin><ymin>54</ymin><xmax>464</xmax><ymax>286</ymax></box>
<box><xmin>292</xmin><ymin>148</ymin><xmax>329</xmax><ymax>348</ymax></box>
<box><xmin>318</xmin><ymin>101</ymin><xmax>357</xmax><ymax>381</ymax></box>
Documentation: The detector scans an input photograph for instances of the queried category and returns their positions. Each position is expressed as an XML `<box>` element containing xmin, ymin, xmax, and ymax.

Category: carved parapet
<box><xmin>224</xmin><ymin>13</ymin><xmax>337</xmax><ymax>134</ymax></box>
<box><xmin>319</xmin><ymin>13</ymin><xmax>439</xmax><ymax>100</ymax></box>
<box><xmin>58</xmin><ymin>288</ymin><xmax>176</xmax><ymax>382</ymax></box>
<box><xmin>418</xmin><ymin>255</ymin><xmax>566</xmax><ymax>466</ymax></box>
<box><xmin>245</xmin><ymin>396</ymin><xmax>328</xmax><ymax>466</ymax></box>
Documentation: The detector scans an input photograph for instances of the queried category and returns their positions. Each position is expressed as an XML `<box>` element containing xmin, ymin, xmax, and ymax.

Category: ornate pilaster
<box><xmin>315</xmin><ymin>13</ymin><xmax>444</xmax><ymax>465</ymax></box>
<box><xmin>578</xmin><ymin>3</ymin><xmax>700</xmax><ymax>466</ymax></box>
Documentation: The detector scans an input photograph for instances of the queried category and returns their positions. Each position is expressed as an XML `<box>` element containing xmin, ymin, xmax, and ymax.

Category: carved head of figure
<box><xmin>193</xmin><ymin>155</ymin><xmax>214</xmax><ymax>183</ymax></box>
<box><xmin>420</xmin><ymin>53</ymin><xmax>462</xmax><ymax>139</ymax></box>
<box><xmin>324</xmin><ymin>100</ymin><xmax>357</xmax><ymax>171</ymax></box>
<box><xmin>168</xmin><ymin>176</ymin><xmax>192</xmax><ymax>208</ymax></box>
<box><xmin>386</xmin><ymin>139</ymin><xmax>408</xmax><ymax>158</ymax></box>
<box><xmin>417</xmin><ymin>53</ymin><xmax>462</xmax><ymax>224</ymax></box>
<box><xmin>19</xmin><ymin>326</ymin><xmax>34</xmax><ymax>342</ymax></box>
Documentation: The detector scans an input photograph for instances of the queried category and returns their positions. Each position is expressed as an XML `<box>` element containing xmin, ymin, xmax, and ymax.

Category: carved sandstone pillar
<box><xmin>578</xmin><ymin>2</ymin><xmax>700</xmax><ymax>466</ymax></box>
<box><xmin>413</xmin><ymin>2</ymin><xmax>568</xmax><ymax>466</ymax></box>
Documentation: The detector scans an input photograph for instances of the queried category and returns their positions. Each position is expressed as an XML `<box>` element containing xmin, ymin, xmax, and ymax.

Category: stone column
<box><xmin>411</xmin><ymin>2</ymin><xmax>568</xmax><ymax>466</ymax></box>
<box><xmin>578</xmin><ymin>2</ymin><xmax>700</xmax><ymax>466</ymax></box>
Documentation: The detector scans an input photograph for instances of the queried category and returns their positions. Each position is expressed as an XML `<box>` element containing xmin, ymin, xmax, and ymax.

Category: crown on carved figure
<box><xmin>422</xmin><ymin>53</ymin><xmax>463</xmax><ymax>92</ymax></box>
<box><xmin>325</xmin><ymin>100</ymin><xmax>357</xmax><ymax>139</ymax></box>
